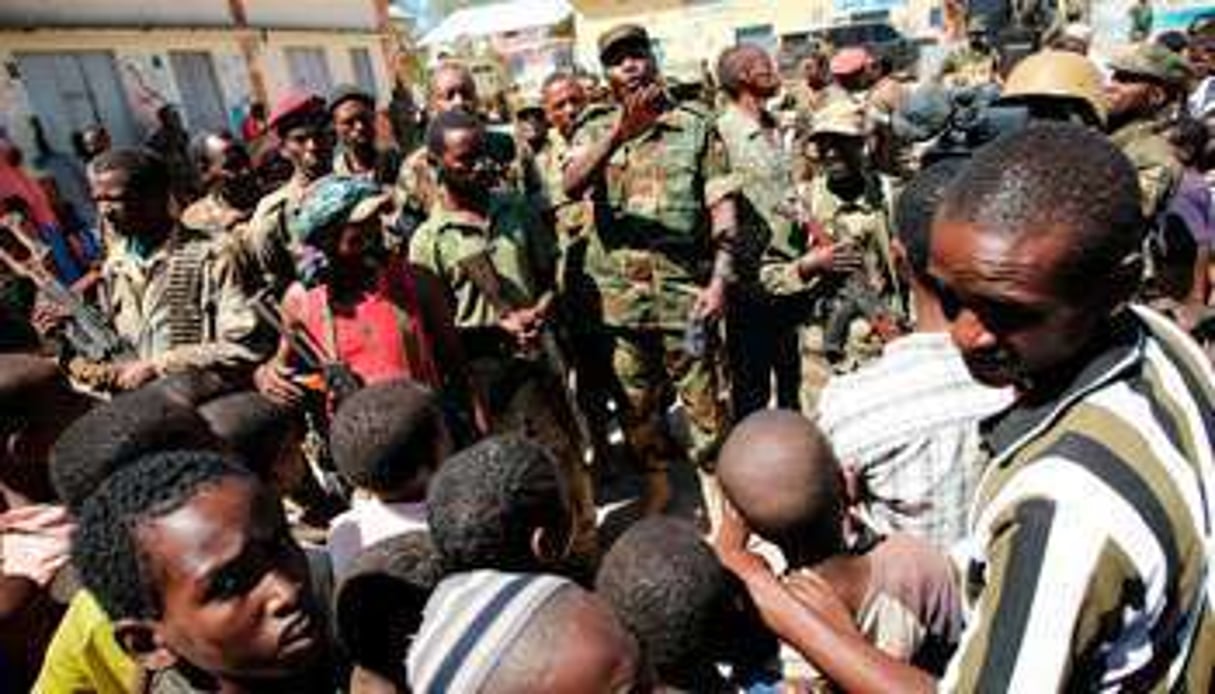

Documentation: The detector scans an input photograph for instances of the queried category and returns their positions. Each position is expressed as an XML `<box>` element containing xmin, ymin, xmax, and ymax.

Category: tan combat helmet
<box><xmin>998</xmin><ymin>49</ymin><xmax>1109</xmax><ymax>126</ymax></box>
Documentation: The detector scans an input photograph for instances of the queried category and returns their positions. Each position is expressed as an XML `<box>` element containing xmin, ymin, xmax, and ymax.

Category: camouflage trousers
<box><xmin>606</xmin><ymin>327</ymin><xmax>727</xmax><ymax>472</ymax></box>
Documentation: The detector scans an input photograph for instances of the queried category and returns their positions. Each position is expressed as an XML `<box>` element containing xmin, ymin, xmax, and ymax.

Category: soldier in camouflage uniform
<box><xmin>1106</xmin><ymin>44</ymin><xmax>1190</xmax><ymax>219</ymax></box>
<box><xmin>243</xmin><ymin>92</ymin><xmax>334</xmax><ymax>297</ymax></box>
<box><xmin>181</xmin><ymin>131</ymin><xmax>262</xmax><ymax>239</ymax></box>
<box><xmin>564</xmin><ymin>24</ymin><xmax>739</xmax><ymax>515</ymax></box>
<box><xmin>939</xmin><ymin>17</ymin><xmax>1000</xmax><ymax>89</ymax></box>
<box><xmin>800</xmin><ymin>97</ymin><xmax>903</xmax><ymax>401</ymax></box>
<box><xmin>716</xmin><ymin>44</ymin><xmax>866</xmax><ymax>420</ymax></box>
<box><xmin>89</xmin><ymin>148</ymin><xmax>266</xmax><ymax>392</ymax></box>
<box><xmin>408</xmin><ymin>109</ymin><xmax>596</xmax><ymax>557</ymax></box>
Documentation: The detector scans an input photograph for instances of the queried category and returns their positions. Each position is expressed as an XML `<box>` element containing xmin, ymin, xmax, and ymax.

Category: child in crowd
<box><xmin>0</xmin><ymin>354</ymin><xmax>91</xmax><ymax>691</ymax></box>
<box><xmin>71</xmin><ymin>450</ymin><xmax>337</xmax><ymax>692</ymax></box>
<box><xmin>426</xmin><ymin>434</ymin><xmax>573</xmax><ymax>577</ymax></box>
<box><xmin>36</xmin><ymin>388</ymin><xmax>225</xmax><ymax>693</ymax></box>
<box><xmin>197</xmin><ymin>390</ymin><xmax>306</xmax><ymax>496</ymax></box>
<box><xmin>716</xmin><ymin>410</ymin><xmax>963</xmax><ymax>680</ymax></box>
<box><xmin>335</xmin><ymin>531</ymin><xmax>443</xmax><ymax>692</ymax></box>
<box><xmin>408</xmin><ymin>570</ymin><xmax>640</xmax><ymax>693</ymax></box>
<box><xmin>596</xmin><ymin>516</ymin><xmax>777</xmax><ymax>692</ymax></box>
<box><xmin>326</xmin><ymin>379</ymin><xmax>450</xmax><ymax>577</ymax></box>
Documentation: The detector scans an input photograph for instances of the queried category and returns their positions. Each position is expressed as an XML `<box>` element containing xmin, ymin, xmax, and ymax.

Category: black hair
<box><xmin>425</xmin><ymin>108</ymin><xmax>483</xmax><ymax>159</ymax></box>
<box><xmin>1156</xmin><ymin>30</ymin><xmax>1190</xmax><ymax>54</ymax></box>
<box><xmin>50</xmin><ymin>388</ymin><xmax>223</xmax><ymax>512</ymax></box>
<box><xmin>937</xmin><ymin>122</ymin><xmax>1145</xmax><ymax>301</ymax></box>
<box><xmin>541</xmin><ymin>71</ymin><xmax>578</xmax><ymax>94</ymax></box>
<box><xmin>716</xmin><ymin>44</ymin><xmax>768</xmax><ymax>99</ymax></box>
<box><xmin>427</xmin><ymin>435</ymin><xmax>568</xmax><ymax>574</ymax></box>
<box><xmin>198</xmin><ymin>391</ymin><xmax>299</xmax><ymax>482</ymax></box>
<box><xmin>595</xmin><ymin>517</ymin><xmax>729</xmax><ymax>688</ymax></box>
<box><xmin>72</xmin><ymin>450</ymin><xmax>254</xmax><ymax>620</ymax></box>
<box><xmin>187</xmin><ymin>130</ymin><xmax>235</xmax><ymax>177</ymax></box>
<box><xmin>894</xmin><ymin>158</ymin><xmax>966</xmax><ymax>277</ymax></box>
<box><xmin>1169</xmin><ymin>114</ymin><xmax>1209</xmax><ymax>167</ymax></box>
<box><xmin>329</xmin><ymin>380</ymin><xmax>444</xmax><ymax>496</ymax></box>
<box><xmin>87</xmin><ymin>147</ymin><xmax>171</xmax><ymax>199</ymax></box>
<box><xmin>335</xmin><ymin>531</ymin><xmax>443</xmax><ymax>685</ymax></box>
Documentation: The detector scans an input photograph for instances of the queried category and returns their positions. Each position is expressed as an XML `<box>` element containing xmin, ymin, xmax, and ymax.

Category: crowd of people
<box><xmin>1</xmin><ymin>11</ymin><xmax>1215</xmax><ymax>693</ymax></box>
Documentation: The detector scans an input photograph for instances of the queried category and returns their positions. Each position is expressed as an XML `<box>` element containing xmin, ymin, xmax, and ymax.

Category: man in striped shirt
<box><xmin>718</xmin><ymin>122</ymin><xmax>1215</xmax><ymax>691</ymax></box>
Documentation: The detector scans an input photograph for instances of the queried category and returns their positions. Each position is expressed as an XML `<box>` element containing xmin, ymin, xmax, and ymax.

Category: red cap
<box><xmin>267</xmin><ymin>89</ymin><xmax>326</xmax><ymax>132</ymax></box>
<box><xmin>830</xmin><ymin>47</ymin><xmax>873</xmax><ymax>77</ymax></box>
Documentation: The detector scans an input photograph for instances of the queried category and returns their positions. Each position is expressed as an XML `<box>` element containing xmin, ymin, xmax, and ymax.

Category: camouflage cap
<box><xmin>811</xmin><ymin>97</ymin><xmax>867</xmax><ymax>138</ymax></box>
<box><xmin>1108</xmin><ymin>43</ymin><xmax>1194</xmax><ymax>87</ymax></box>
<box><xmin>290</xmin><ymin>176</ymin><xmax>391</xmax><ymax>244</ymax></box>
<box><xmin>598</xmin><ymin>24</ymin><xmax>651</xmax><ymax>65</ymax></box>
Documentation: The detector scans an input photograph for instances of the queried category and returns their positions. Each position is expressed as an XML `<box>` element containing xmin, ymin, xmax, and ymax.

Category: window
<box><xmin>736</xmin><ymin>24</ymin><xmax>777</xmax><ymax>54</ymax></box>
<box><xmin>169</xmin><ymin>51</ymin><xmax>228</xmax><ymax>131</ymax></box>
<box><xmin>284</xmin><ymin>47</ymin><xmax>333</xmax><ymax>94</ymax></box>
<box><xmin>349</xmin><ymin>47</ymin><xmax>377</xmax><ymax>96</ymax></box>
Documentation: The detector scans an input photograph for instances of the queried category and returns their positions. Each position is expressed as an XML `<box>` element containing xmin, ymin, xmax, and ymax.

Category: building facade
<box><xmin>569</xmin><ymin>0</ymin><xmax>946</xmax><ymax>74</ymax></box>
<box><xmin>0</xmin><ymin>0</ymin><xmax>395</xmax><ymax>158</ymax></box>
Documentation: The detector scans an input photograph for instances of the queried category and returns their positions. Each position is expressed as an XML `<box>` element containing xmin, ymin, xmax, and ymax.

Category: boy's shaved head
<box><xmin>717</xmin><ymin>410</ymin><xmax>843</xmax><ymax>559</ymax></box>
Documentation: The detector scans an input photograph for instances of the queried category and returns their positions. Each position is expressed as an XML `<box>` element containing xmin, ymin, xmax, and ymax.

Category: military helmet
<box><xmin>998</xmin><ymin>49</ymin><xmax>1108</xmax><ymax>126</ymax></box>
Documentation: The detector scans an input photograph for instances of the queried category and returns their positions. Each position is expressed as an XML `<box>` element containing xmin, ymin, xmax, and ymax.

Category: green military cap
<box><xmin>1108</xmin><ymin>43</ymin><xmax>1194</xmax><ymax>87</ymax></box>
<box><xmin>811</xmin><ymin>97</ymin><xmax>867</xmax><ymax>138</ymax></box>
<box><xmin>967</xmin><ymin>15</ymin><xmax>988</xmax><ymax>33</ymax></box>
<box><xmin>598</xmin><ymin>24</ymin><xmax>651</xmax><ymax>65</ymax></box>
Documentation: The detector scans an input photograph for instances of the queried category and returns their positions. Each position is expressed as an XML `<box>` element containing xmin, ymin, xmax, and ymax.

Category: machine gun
<box><xmin>0</xmin><ymin>223</ymin><xmax>134</xmax><ymax>387</ymax></box>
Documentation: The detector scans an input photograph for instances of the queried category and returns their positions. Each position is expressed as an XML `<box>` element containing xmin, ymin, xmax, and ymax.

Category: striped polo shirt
<box><xmin>942</xmin><ymin>306</ymin><xmax>1215</xmax><ymax>692</ymax></box>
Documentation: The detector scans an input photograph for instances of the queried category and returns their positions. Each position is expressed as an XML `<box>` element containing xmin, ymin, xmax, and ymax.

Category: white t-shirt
<box><xmin>328</xmin><ymin>494</ymin><xmax>429</xmax><ymax>578</ymax></box>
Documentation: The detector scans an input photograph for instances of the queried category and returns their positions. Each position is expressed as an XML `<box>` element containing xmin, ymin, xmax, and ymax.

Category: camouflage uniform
<box><xmin>241</xmin><ymin>176</ymin><xmax>313</xmax><ymax>296</ymax></box>
<box><xmin>409</xmin><ymin>192</ymin><xmax>595</xmax><ymax>553</ymax></box>
<box><xmin>103</xmin><ymin>227</ymin><xmax>266</xmax><ymax>379</ymax></box>
<box><xmin>572</xmin><ymin>100</ymin><xmax>737</xmax><ymax>469</ymax></box>
<box><xmin>939</xmin><ymin>46</ymin><xmax>999</xmax><ymax>89</ymax></box>
<box><xmin>801</xmin><ymin>171</ymin><xmax>901</xmax><ymax>396</ymax></box>
<box><xmin>716</xmin><ymin>102</ymin><xmax>804</xmax><ymax>417</ymax></box>
<box><xmin>1110</xmin><ymin>116</ymin><xmax>1183</xmax><ymax>219</ymax></box>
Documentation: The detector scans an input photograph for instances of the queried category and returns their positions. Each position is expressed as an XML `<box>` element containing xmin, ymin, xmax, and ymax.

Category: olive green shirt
<box><xmin>571</xmin><ymin>101</ymin><xmax>739</xmax><ymax>330</ymax></box>
<box><xmin>408</xmin><ymin>192</ymin><xmax>556</xmax><ymax>329</ymax></box>
<box><xmin>716</xmin><ymin>103</ymin><xmax>804</xmax><ymax>294</ymax></box>
<box><xmin>241</xmin><ymin>176</ymin><xmax>311</xmax><ymax>295</ymax></box>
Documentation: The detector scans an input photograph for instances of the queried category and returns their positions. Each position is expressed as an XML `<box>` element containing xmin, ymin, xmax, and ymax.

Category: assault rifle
<box><xmin>0</xmin><ymin>223</ymin><xmax>134</xmax><ymax>386</ymax></box>
<box><xmin>797</xmin><ymin>212</ymin><xmax>905</xmax><ymax>363</ymax></box>
<box><xmin>250</xmin><ymin>290</ymin><xmax>359</xmax><ymax>498</ymax></box>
